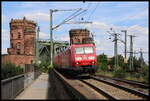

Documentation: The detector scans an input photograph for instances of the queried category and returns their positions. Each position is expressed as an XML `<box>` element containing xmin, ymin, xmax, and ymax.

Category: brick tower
<box><xmin>8</xmin><ymin>17</ymin><xmax>36</xmax><ymax>55</ymax></box>
<box><xmin>69</xmin><ymin>29</ymin><xmax>94</xmax><ymax>45</ymax></box>
<box><xmin>2</xmin><ymin>17</ymin><xmax>37</xmax><ymax>66</ymax></box>
<box><xmin>69</xmin><ymin>29</ymin><xmax>90</xmax><ymax>45</ymax></box>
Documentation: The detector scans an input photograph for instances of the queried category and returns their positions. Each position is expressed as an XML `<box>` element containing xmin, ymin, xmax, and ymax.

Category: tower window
<box><xmin>18</xmin><ymin>32</ymin><xmax>21</xmax><ymax>39</ymax></box>
<box><xmin>11</xmin><ymin>33</ymin><xmax>13</xmax><ymax>39</ymax></box>
<box><xmin>17</xmin><ymin>42</ymin><xmax>21</xmax><ymax>49</ymax></box>
<box><xmin>17</xmin><ymin>49</ymin><xmax>20</xmax><ymax>54</ymax></box>
<box><xmin>11</xmin><ymin>43</ymin><xmax>13</xmax><ymax>48</ymax></box>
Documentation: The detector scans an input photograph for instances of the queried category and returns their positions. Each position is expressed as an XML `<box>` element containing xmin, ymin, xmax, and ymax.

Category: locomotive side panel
<box><xmin>61</xmin><ymin>48</ymin><xmax>72</xmax><ymax>69</ymax></box>
<box><xmin>58</xmin><ymin>53</ymin><xmax>62</xmax><ymax>68</ymax></box>
<box><xmin>53</xmin><ymin>55</ymin><xmax>58</xmax><ymax>68</ymax></box>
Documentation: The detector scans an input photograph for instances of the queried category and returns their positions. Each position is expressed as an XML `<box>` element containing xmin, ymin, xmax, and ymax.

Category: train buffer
<box><xmin>15</xmin><ymin>73</ymin><xmax>50</xmax><ymax>99</ymax></box>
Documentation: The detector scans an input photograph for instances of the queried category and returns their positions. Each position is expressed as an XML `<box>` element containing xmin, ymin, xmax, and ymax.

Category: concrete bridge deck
<box><xmin>15</xmin><ymin>73</ymin><xmax>52</xmax><ymax>99</ymax></box>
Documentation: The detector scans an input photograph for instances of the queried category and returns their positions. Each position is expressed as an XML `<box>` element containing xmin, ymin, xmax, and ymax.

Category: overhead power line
<box><xmin>88</xmin><ymin>3</ymin><xmax>99</xmax><ymax>20</ymax></box>
<box><xmin>53</xmin><ymin>8</ymin><xmax>87</xmax><ymax>29</ymax></box>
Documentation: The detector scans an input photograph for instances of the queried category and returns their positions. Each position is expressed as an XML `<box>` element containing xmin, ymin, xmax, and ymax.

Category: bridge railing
<box><xmin>1</xmin><ymin>69</ymin><xmax>41</xmax><ymax>99</ymax></box>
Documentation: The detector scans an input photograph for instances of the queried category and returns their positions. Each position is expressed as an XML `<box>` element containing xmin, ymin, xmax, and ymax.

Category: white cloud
<box><xmin>21</xmin><ymin>2</ymin><xmax>46</xmax><ymax>8</ymax></box>
<box><xmin>2</xmin><ymin>29</ymin><xmax>10</xmax><ymax>41</ymax></box>
<box><xmin>85</xmin><ymin>21</ymin><xmax>109</xmax><ymax>31</ymax></box>
<box><xmin>127</xmin><ymin>8</ymin><xmax>148</xmax><ymax>20</ymax></box>
<box><xmin>85</xmin><ymin>21</ymin><xmax>148</xmax><ymax>37</ymax></box>
<box><xmin>95</xmin><ymin>40</ymin><xmax>112</xmax><ymax>51</ymax></box>
<box><xmin>2</xmin><ymin>29</ymin><xmax>10</xmax><ymax>54</ymax></box>
<box><xmin>127</xmin><ymin>25</ymin><xmax>148</xmax><ymax>36</ymax></box>
<box><xmin>84</xmin><ymin>21</ymin><xmax>148</xmax><ymax>60</ymax></box>
<box><xmin>55</xmin><ymin>35</ymin><xmax>69</xmax><ymax>42</ymax></box>
<box><xmin>39</xmin><ymin>32</ymin><xmax>49</xmax><ymax>39</ymax></box>
<box><xmin>24</xmin><ymin>12</ymin><xmax>49</xmax><ymax>22</ymax></box>
<box><xmin>2</xmin><ymin>15</ymin><xmax>7</xmax><ymax>24</ymax></box>
<box><xmin>117</xmin><ymin>7</ymin><xmax>148</xmax><ymax>22</ymax></box>
<box><xmin>1</xmin><ymin>48</ymin><xmax>8</xmax><ymax>54</ymax></box>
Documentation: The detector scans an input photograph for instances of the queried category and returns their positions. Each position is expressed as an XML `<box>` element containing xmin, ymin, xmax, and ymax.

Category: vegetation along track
<box><xmin>81</xmin><ymin>75</ymin><xmax>148</xmax><ymax>100</ymax></box>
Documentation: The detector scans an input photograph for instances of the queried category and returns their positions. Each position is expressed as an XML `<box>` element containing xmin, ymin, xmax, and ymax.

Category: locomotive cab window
<box><xmin>75</xmin><ymin>47</ymin><xmax>93</xmax><ymax>54</ymax></box>
<box><xmin>84</xmin><ymin>47</ymin><xmax>93</xmax><ymax>54</ymax></box>
<box><xmin>75</xmin><ymin>47</ymin><xmax>84</xmax><ymax>54</ymax></box>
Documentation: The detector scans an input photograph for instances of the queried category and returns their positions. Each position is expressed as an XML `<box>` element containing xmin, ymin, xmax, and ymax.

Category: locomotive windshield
<box><xmin>75</xmin><ymin>47</ymin><xmax>93</xmax><ymax>54</ymax></box>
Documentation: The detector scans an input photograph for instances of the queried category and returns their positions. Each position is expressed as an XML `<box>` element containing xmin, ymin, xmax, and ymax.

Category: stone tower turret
<box><xmin>69</xmin><ymin>29</ymin><xmax>90</xmax><ymax>45</ymax></box>
<box><xmin>8</xmin><ymin>17</ymin><xmax>37</xmax><ymax>56</ymax></box>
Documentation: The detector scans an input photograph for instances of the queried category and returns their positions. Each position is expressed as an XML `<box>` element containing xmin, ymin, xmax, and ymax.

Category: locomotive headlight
<box><xmin>91</xmin><ymin>61</ymin><xmax>95</xmax><ymax>64</ymax></box>
<box><xmin>88</xmin><ymin>56</ymin><xmax>95</xmax><ymax>60</ymax></box>
<box><xmin>76</xmin><ymin>57</ymin><xmax>82</xmax><ymax>61</ymax></box>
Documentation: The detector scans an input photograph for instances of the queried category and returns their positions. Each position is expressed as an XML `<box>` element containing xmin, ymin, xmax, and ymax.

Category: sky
<box><xmin>1</xmin><ymin>1</ymin><xmax>149</xmax><ymax>64</ymax></box>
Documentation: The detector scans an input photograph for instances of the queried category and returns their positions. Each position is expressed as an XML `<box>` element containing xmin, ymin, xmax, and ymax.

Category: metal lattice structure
<box><xmin>37</xmin><ymin>39</ymin><xmax>69</xmax><ymax>62</ymax></box>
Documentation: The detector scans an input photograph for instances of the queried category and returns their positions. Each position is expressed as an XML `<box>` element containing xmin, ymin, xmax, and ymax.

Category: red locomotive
<box><xmin>53</xmin><ymin>29</ymin><xmax>97</xmax><ymax>75</ymax></box>
<box><xmin>53</xmin><ymin>43</ymin><xmax>97</xmax><ymax>75</ymax></box>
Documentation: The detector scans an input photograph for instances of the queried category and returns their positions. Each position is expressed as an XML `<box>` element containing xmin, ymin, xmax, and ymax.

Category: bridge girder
<box><xmin>37</xmin><ymin>40</ymin><xmax>69</xmax><ymax>62</ymax></box>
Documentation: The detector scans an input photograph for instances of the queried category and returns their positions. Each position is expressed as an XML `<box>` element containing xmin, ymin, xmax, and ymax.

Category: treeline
<box><xmin>33</xmin><ymin>61</ymin><xmax>52</xmax><ymax>73</ymax></box>
<box><xmin>1</xmin><ymin>61</ymin><xmax>24</xmax><ymax>80</ymax></box>
<box><xmin>97</xmin><ymin>53</ymin><xmax>149</xmax><ymax>83</ymax></box>
<box><xmin>1</xmin><ymin>61</ymin><xmax>43</xmax><ymax>80</ymax></box>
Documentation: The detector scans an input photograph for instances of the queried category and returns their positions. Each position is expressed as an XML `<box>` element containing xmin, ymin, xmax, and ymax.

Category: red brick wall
<box><xmin>3</xmin><ymin>17</ymin><xmax>36</xmax><ymax>68</ymax></box>
<box><xmin>8</xmin><ymin>17</ymin><xmax>36</xmax><ymax>55</ymax></box>
<box><xmin>69</xmin><ymin>29</ymin><xmax>90</xmax><ymax>45</ymax></box>
<box><xmin>24</xmin><ymin>34</ymin><xmax>35</xmax><ymax>56</ymax></box>
<box><xmin>2</xmin><ymin>54</ymin><xmax>35</xmax><ymax>66</ymax></box>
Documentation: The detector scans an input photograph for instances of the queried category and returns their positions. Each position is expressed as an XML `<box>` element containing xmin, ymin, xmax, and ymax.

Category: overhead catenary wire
<box><xmin>88</xmin><ymin>3</ymin><xmax>99</xmax><ymax>20</ymax></box>
<box><xmin>73</xmin><ymin>3</ymin><xmax>91</xmax><ymax>22</ymax></box>
<box><xmin>53</xmin><ymin>8</ymin><xmax>87</xmax><ymax>29</ymax></box>
<box><xmin>53</xmin><ymin>8</ymin><xmax>82</xmax><ymax>29</ymax></box>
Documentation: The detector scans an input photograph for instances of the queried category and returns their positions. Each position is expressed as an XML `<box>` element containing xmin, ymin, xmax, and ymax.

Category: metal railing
<box><xmin>1</xmin><ymin>69</ymin><xmax>41</xmax><ymax>99</ymax></box>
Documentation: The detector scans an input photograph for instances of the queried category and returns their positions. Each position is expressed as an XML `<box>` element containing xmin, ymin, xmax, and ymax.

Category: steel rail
<box><xmin>94</xmin><ymin>75</ymin><xmax>149</xmax><ymax>89</ymax></box>
<box><xmin>80</xmin><ymin>80</ymin><xmax>116</xmax><ymax>100</ymax></box>
<box><xmin>90</xmin><ymin>76</ymin><xmax>148</xmax><ymax>99</ymax></box>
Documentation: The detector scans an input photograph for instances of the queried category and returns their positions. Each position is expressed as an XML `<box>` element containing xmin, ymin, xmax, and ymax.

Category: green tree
<box><xmin>113</xmin><ymin>65</ymin><xmax>126</xmax><ymax>78</ymax></box>
<box><xmin>117</xmin><ymin>55</ymin><xmax>125</xmax><ymax>68</ymax></box>
<box><xmin>97</xmin><ymin>53</ymin><xmax>108</xmax><ymax>72</ymax></box>
<box><xmin>138</xmin><ymin>64</ymin><xmax>149</xmax><ymax>83</ymax></box>
<box><xmin>133</xmin><ymin>56</ymin><xmax>141</xmax><ymax>72</ymax></box>
<box><xmin>2</xmin><ymin>61</ymin><xmax>23</xmax><ymax>80</ymax></box>
<box><xmin>138</xmin><ymin>56</ymin><xmax>147</xmax><ymax>67</ymax></box>
<box><xmin>127</xmin><ymin>55</ymin><xmax>148</xmax><ymax>72</ymax></box>
<box><xmin>39</xmin><ymin>61</ymin><xmax>50</xmax><ymax>73</ymax></box>
<box><xmin>109</xmin><ymin>54</ymin><xmax>125</xmax><ymax>70</ymax></box>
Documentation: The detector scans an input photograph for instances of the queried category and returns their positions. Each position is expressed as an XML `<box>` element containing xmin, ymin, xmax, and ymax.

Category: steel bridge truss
<box><xmin>37</xmin><ymin>39</ymin><xmax>69</xmax><ymax>62</ymax></box>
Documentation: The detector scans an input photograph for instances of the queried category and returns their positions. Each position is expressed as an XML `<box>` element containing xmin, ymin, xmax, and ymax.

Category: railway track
<box><xmin>52</xmin><ymin>69</ymin><xmax>148</xmax><ymax>100</ymax></box>
<box><xmin>94</xmin><ymin>74</ymin><xmax>149</xmax><ymax>89</ymax></box>
<box><xmin>92</xmin><ymin>75</ymin><xmax>149</xmax><ymax>95</ymax></box>
<box><xmin>79</xmin><ymin>76</ymin><xmax>148</xmax><ymax>100</ymax></box>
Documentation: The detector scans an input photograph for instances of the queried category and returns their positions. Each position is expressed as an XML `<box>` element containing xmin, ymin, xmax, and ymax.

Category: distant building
<box><xmin>69</xmin><ymin>29</ymin><xmax>94</xmax><ymax>45</ymax></box>
<box><xmin>2</xmin><ymin>17</ymin><xmax>37</xmax><ymax>67</ymax></box>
